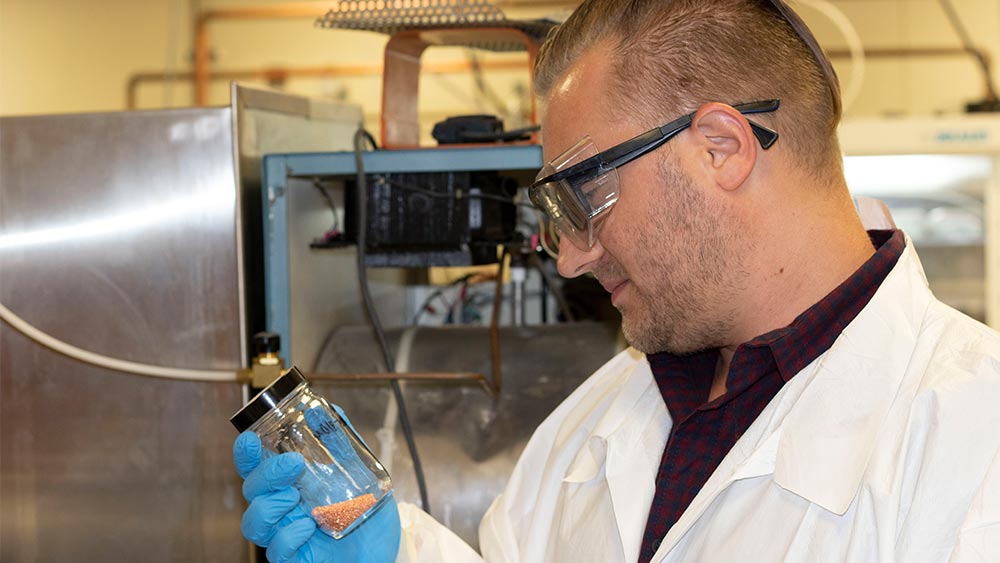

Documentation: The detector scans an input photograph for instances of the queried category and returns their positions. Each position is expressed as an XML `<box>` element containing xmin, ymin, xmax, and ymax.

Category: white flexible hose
<box><xmin>796</xmin><ymin>0</ymin><xmax>866</xmax><ymax>114</ymax></box>
<box><xmin>375</xmin><ymin>325</ymin><xmax>417</xmax><ymax>476</ymax></box>
<box><xmin>0</xmin><ymin>301</ymin><xmax>238</xmax><ymax>382</ymax></box>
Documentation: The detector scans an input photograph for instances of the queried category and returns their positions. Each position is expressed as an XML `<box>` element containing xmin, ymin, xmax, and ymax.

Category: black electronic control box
<box><xmin>343</xmin><ymin>171</ymin><xmax>519</xmax><ymax>267</ymax></box>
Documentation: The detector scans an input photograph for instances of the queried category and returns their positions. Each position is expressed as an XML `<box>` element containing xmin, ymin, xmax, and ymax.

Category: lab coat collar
<box><xmin>654</xmin><ymin>238</ymin><xmax>934</xmax><ymax>559</ymax></box>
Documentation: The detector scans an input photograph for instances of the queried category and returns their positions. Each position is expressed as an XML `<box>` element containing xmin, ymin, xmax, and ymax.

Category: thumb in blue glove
<box><xmin>233</xmin><ymin>409</ymin><xmax>402</xmax><ymax>563</ymax></box>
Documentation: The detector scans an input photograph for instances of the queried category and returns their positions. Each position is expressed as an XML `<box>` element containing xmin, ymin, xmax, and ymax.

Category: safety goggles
<box><xmin>529</xmin><ymin>99</ymin><xmax>780</xmax><ymax>253</ymax></box>
<box><xmin>528</xmin><ymin>0</ymin><xmax>840</xmax><ymax>255</ymax></box>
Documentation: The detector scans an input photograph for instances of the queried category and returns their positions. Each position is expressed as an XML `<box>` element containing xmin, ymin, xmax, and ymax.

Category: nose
<box><xmin>557</xmin><ymin>237</ymin><xmax>605</xmax><ymax>278</ymax></box>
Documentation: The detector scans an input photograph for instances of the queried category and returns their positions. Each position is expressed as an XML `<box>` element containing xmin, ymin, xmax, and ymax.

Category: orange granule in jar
<box><xmin>311</xmin><ymin>494</ymin><xmax>378</xmax><ymax>533</ymax></box>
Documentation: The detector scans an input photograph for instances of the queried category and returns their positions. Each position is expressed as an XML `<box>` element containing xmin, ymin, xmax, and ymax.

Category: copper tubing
<box><xmin>827</xmin><ymin>46</ymin><xmax>992</xmax><ymax>61</ymax></box>
<box><xmin>127</xmin><ymin>59</ymin><xmax>528</xmax><ymax>110</ymax></box>
<box><xmin>298</xmin><ymin>255</ymin><xmax>509</xmax><ymax>400</ymax></box>
<box><xmin>161</xmin><ymin>45</ymin><xmax>992</xmax><ymax>110</ymax></box>
<box><xmin>379</xmin><ymin>27</ymin><xmax>539</xmax><ymax>147</ymax></box>
<box><xmin>190</xmin><ymin>0</ymin><xmax>994</xmax><ymax>106</ymax></box>
<box><xmin>195</xmin><ymin>2</ymin><xmax>334</xmax><ymax>105</ymax></box>
<box><xmin>306</xmin><ymin>371</ymin><xmax>497</xmax><ymax>397</ymax></box>
<box><xmin>192</xmin><ymin>1</ymin><xmax>577</xmax><ymax>106</ymax></box>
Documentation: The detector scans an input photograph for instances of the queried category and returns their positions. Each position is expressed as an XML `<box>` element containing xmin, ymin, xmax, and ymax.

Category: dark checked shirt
<box><xmin>637</xmin><ymin>230</ymin><xmax>905</xmax><ymax>562</ymax></box>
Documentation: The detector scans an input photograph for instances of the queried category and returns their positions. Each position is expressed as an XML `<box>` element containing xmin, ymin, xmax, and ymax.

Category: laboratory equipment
<box><xmin>840</xmin><ymin>114</ymin><xmax>1000</xmax><ymax>328</ymax></box>
<box><xmin>0</xmin><ymin>85</ymin><xmax>364</xmax><ymax>561</ymax></box>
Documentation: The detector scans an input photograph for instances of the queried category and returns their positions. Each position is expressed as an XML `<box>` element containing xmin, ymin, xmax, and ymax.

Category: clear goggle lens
<box><xmin>531</xmin><ymin>137</ymin><xmax>620</xmax><ymax>257</ymax></box>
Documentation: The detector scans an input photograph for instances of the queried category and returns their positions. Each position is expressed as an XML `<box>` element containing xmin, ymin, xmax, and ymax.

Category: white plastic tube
<box><xmin>375</xmin><ymin>326</ymin><xmax>418</xmax><ymax>475</ymax></box>
<box><xmin>796</xmin><ymin>0</ymin><xmax>866</xmax><ymax>113</ymax></box>
<box><xmin>0</xmin><ymin>301</ymin><xmax>238</xmax><ymax>382</ymax></box>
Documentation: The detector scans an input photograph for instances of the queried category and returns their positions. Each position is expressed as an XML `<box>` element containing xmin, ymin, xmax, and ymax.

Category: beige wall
<box><xmin>803</xmin><ymin>0</ymin><xmax>1000</xmax><ymax>116</ymax></box>
<box><xmin>0</xmin><ymin>0</ymin><xmax>548</xmax><ymax>141</ymax></box>
<box><xmin>2</xmin><ymin>0</ymin><xmax>999</xmax><ymax>132</ymax></box>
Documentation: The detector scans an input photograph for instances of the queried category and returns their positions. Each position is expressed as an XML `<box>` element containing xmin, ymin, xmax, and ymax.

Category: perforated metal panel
<box><xmin>315</xmin><ymin>0</ymin><xmax>554</xmax><ymax>51</ymax></box>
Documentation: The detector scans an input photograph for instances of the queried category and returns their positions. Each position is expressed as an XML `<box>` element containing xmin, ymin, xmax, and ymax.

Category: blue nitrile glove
<box><xmin>233</xmin><ymin>406</ymin><xmax>401</xmax><ymax>563</ymax></box>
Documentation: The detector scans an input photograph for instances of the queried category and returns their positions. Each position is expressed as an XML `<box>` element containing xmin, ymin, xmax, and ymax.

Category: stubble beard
<box><xmin>608</xmin><ymin>161</ymin><xmax>749</xmax><ymax>355</ymax></box>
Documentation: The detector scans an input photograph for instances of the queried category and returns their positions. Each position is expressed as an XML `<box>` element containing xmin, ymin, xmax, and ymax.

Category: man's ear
<box><xmin>689</xmin><ymin>102</ymin><xmax>758</xmax><ymax>191</ymax></box>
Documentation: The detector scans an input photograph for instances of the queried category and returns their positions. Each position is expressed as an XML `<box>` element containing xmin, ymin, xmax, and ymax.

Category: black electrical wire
<box><xmin>353</xmin><ymin>128</ymin><xmax>430</xmax><ymax>512</ymax></box>
<box><xmin>446</xmin><ymin>277</ymin><xmax>472</xmax><ymax>325</ymax></box>
<box><xmin>312</xmin><ymin>179</ymin><xmax>339</xmax><ymax>233</ymax></box>
<box><xmin>382</xmin><ymin>177</ymin><xmax>535</xmax><ymax>208</ymax></box>
<box><xmin>459</xmin><ymin>124</ymin><xmax>541</xmax><ymax>143</ymax></box>
<box><xmin>938</xmin><ymin>0</ymin><xmax>999</xmax><ymax>102</ymax></box>
<box><xmin>410</xmin><ymin>274</ymin><xmax>473</xmax><ymax>326</ymax></box>
<box><xmin>409</xmin><ymin>287</ymin><xmax>452</xmax><ymax>326</ymax></box>
<box><xmin>362</xmin><ymin>129</ymin><xmax>379</xmax><ymax>150</ymax></box>
<box><xmin>471</xmin><ymin>193</ymin><xmax>535</xmax><ymax>207</ymax></box>
<box><xmin>528</xmin><ymin>252</ymin><xmax>577</xmax><ymax>322</ymax></box>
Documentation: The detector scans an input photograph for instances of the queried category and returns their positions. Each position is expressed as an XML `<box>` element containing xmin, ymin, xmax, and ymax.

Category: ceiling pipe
<box><xmin>194</xmin><ymin>3</ymin><xmax>331</xmax><ymax>105</ymax></box>
<box><xmin>192</xmin><ymin>1</ymin><xmax>578</xmax><ymax>106</ymax></box>
<box><xmin>128</xmin><ymin>59</ymin><xmax>528</xmax><ymax>109</ymax></box>
<box><xmin>177</xmin><ymin>44</ymin><xmax>994</xmax><ymax>110</ymax></box>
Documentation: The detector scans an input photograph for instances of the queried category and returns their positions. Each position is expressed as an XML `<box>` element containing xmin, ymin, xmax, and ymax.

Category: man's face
<box><xmin>541</xmin><ymin>48</ymin><xmax>749</xmax><ymax>355</ymax></box>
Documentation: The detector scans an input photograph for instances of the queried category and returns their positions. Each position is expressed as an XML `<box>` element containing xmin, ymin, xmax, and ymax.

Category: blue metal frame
<box><xmin>261</xmin><ymin>145</ymin><xmax>544</xmax><ymax>366</ymax></box>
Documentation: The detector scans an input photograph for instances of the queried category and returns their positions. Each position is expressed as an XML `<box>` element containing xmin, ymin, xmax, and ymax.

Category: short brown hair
<box><xmin>535</xmin><ymin>0</ymin><xmax>843</xmax><ymax>177</ymax></box>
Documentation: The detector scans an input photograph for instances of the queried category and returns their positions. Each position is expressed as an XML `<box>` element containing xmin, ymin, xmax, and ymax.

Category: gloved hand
<box><xmin>233</xmin><ymin>408</ymin><xmax>401</xmax><ymax>563</ymax></box>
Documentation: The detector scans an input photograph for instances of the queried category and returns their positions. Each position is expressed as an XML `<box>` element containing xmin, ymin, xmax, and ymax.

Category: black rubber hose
<box><xmin>353</xmin><ymin>128</ymin><xmax>430</xmax><ymax>512</ymax></box>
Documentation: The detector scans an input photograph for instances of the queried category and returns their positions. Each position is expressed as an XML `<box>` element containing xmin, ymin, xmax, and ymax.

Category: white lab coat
<box><xmin>396</xmin><ymin>240</ymin><xmax>1000</xmax><ymax>562</ymax></box>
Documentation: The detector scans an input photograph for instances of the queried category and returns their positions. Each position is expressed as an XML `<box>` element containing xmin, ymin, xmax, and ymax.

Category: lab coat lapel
<box><xmin>605</xmin><ymin>366</ymin><xmax>672</xmax><ymax>563</ymax></box>
<box><xmin>650</xmin><ymin>367</ymin><xmax>809</xmax><ymax>559</ymax></box>
<box><xmin>560</xmin><ymin>357</ymin><xmax>670</xmax><ymax>563</ymax></box>
<box><xmin>772</xmin><ymin>242</ymin><xmax>932</xmax><ymax>514</ymax></box>
<box><xmin>651</xmin><ymin>241</ymin><xmax>933</xmax><ymax>560</ymax></box>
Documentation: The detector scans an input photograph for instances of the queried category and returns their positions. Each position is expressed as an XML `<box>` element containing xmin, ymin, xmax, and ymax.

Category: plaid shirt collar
<box><xmin>638</xmin><ymin>230</ymin><xmax>906</xmax><ymax>562</ymax></box>
<box><xmin>648</xmin><ymin>229</ymin><xmax>904</xmax><ymax>420</ymax></box>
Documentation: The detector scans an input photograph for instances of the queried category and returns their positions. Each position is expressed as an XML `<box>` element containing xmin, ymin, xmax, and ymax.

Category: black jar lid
<box><xmin>230</xmin><ymin>366</ymin><xmax>307</xmax><ymax>432</ymax></box>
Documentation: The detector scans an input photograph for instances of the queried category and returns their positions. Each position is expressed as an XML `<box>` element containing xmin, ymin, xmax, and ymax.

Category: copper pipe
<box><xmin>192</xmin><ymin>0</ymin><xmax>576</xmax><ymax>106</ymax></box>
<box><xmin>827</xmin><ymin>46</ymin><xmax>991</xmax><ymax>60</ymax></box>
<box><xmin>173</xmin><ymin>43</ymin><xmax>995</xmax><ymax>110</ymax></box>
<box><xmin>379</xmin><ymin>27</ymin><xmax>538</xmax><ymax>147</ymax></box>
<box><xmin>130</xmin><ymin>59</ymin><xmax>528</xmax><ymax>110</ymax></box>
<box><xmin>306</xmin><ymin>371</ymin><xmax>496</xmax><ymax>397</ymax></box>
<box><xmin>195</xmin><ymin>3</ymin><xmax>335</xmax><ymax>105</ymax></box>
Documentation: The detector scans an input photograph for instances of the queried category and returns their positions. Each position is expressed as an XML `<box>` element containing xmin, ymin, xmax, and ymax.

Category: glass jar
<box><xmin>231</xmin><ymin>367</ymin><xmax>393</xmax><ymax>539</ymax></box>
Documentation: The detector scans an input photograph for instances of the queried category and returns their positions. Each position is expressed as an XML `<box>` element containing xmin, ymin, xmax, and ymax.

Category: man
<box><xmin>234</xmin><ymin>0</ymin><xmax>1000</xmax><ymax>561</ymax></box>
